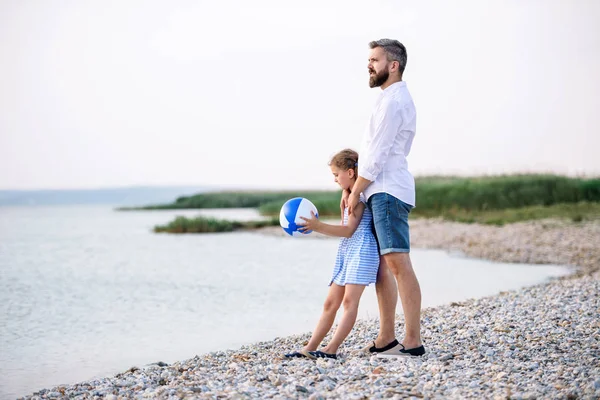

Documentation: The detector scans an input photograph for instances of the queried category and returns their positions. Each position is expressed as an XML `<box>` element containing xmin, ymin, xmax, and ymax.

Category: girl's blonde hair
<box><xmin>329</xmin><ymin>148</ymin><xmax>358</xmax><ymax>176</ymax></box>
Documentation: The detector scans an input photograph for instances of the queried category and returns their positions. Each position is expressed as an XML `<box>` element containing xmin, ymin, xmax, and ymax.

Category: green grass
<box><xmin>412</xmin><ymin>201</ymin><xmax>600</xmax><ymax>225</ymax></box>
<box><xmin>414</xmin><ymin>175</ymin><xmax>600</xmax><ymax>211</ymax></box>
<box><xmin>258</xmin><ymin>192</ymin><xmax>341</xmax><ymax>217</ymax></box>
<box><xmin>138</xmin><ymin>174</ymin><xmax>600</xmax><ymax>232</ymax></box>
<box><xmin>121</xmin><ymin>190</ymin><xmax>337</xmax><ymax>210</ymax></box>
<box><xmin>124</xmin><ymin>175</ymin><xmax>600</xmax><ymax>214</ymax></box>
<box><xmin>154</xmin><ymin>202</ymin><xmax>600</xmax><ymax>233</ymax></box>
<box><xmin>153</xmin><ymin>216</ymin><xmax>280</xmax><ymax>233</ymax></box>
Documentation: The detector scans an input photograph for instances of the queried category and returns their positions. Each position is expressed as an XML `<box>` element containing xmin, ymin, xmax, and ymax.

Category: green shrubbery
<box><xmin>154</xmin><ymin>216</ymin><xmax>280</xmax><ymax>233</ymax></box>
<box><xmin>140</xmin><ymin>175</ymin><xmax>600</xmax><ymax>231</ymax></box>
<box><xmin>411</xmin><ymin>201</ymin><xmax>600</xmax><ymax>225</ymax></box>
<box><xmin>137</xmin><ymin>191</ymin><xmax>335</xmax><ymax>210</ymax></box>
<box><xmin>139</xmin><ymin>175</ymin><xmax>600</xmax><ymax>216</ymax></box>
<box><xmin>414</xmin><ymin>175</ymin><xmax>600</xmax><ymax>211</ymax></box>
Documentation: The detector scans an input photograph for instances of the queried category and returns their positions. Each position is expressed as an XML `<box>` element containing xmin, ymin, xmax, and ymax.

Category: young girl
<box><xmin>284</xmin><ymin>148</ymin><xmax>380</xmax><ymax>359</ymax></box>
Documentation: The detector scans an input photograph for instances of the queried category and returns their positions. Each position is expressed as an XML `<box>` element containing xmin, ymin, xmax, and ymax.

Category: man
<box><xmin>347</xmin><ymin>38</ymin><xmax>424</xmax><ymax>357</ymax></box>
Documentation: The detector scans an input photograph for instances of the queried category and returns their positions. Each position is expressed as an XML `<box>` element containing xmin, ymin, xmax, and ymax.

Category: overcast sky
<box><xmin>1</xmin><ymin>0</ymin><xmax>599</xmax><ymax>190</ymax></box>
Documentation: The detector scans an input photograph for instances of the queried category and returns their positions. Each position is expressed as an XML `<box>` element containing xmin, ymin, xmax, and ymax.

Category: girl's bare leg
<box><xmin>304</xmin><ymin>284</ymin><xmax>345</xmax><ymax>351</ymax></box>
<box><xmin>321</xmin><ymin>284</ymin><xmax>366</xmax><ymax>354</ymax></box>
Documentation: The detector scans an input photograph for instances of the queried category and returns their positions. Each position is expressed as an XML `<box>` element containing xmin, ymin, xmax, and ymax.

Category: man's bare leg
<box><xmin>373</xmin><ymin>257</ymin><xmax>398</xmax><ymax>348</ymax></box>
<box><xmin>382</xmin><ymin>252</ymin><xmax>422</xmax><ymax>349</ymax></box>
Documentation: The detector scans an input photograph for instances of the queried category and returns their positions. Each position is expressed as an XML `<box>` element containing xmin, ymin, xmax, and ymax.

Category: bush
<box><xmin>129</xmin><ymin>174</ymin><xmax>600</xmax><ymax>217</ymax></box>
<box><xmin>154</xmin><ymin>216</ymin><xmax>280</xmax><ymax>233</ymax></box>
<box><xmin>414</xmin><ymin>174</ymin><xmax>596</xmax><ymax>211</ymax></box>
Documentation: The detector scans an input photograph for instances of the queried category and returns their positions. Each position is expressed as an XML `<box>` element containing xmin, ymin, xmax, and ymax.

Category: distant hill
<box><xmin>0</xmin><ymin>186</ymin><xmax>213</xmax><ymax>207</ymax></box>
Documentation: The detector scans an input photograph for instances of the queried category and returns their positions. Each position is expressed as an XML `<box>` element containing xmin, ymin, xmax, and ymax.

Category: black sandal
<box><xmin>308</xmin><ymin>350</ymin><xmax>337</xmax><ymax>359</ymax></box>
<box><xmin>284</xmin><ymin>349</ymin><xmax>313</xmax><ymax>358</ymax></box>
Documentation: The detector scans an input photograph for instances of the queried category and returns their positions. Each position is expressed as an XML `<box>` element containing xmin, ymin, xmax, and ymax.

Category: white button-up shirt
<box><xmin>359</xmin><ymin>81</ymin><xmax>417</xmax><ymax>206</ymax></box>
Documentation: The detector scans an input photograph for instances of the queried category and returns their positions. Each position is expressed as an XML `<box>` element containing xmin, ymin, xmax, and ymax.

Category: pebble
<box><xmin>18</xmin><ymin>219</ymin><xmax>600</xmax><ymax>399</ymax></box>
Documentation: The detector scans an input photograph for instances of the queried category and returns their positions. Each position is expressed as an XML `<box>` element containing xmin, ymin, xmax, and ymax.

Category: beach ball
<box><xmin>280</xmin><ymin>197</ymin><xmax>319</xmax><ymax>237</ymax></box>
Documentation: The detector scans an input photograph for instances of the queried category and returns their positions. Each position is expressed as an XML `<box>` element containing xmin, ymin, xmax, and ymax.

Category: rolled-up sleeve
<box><xmin>359</xmin><ymin>99</ymin><xmax>402</xmax><ymax>182</ymax></box>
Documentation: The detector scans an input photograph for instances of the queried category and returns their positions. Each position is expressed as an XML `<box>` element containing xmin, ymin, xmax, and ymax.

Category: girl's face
<box><xmin>330</xmin><ymin>165</ymin><xmax>355</xmax><ymax>190</ymax></box>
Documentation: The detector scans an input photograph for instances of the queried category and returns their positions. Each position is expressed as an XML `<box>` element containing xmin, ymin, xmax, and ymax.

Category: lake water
<box><xmin>0</xmin><ymin>206</ymin><xmax>570</xmax><ymax>399</ymax></box>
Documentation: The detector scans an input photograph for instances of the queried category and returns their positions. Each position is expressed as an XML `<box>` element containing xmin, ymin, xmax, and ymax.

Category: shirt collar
<box><xmin>383</xmin><ymin>81</ymin><xmax>406</xmax><ymax>92</ymax></box>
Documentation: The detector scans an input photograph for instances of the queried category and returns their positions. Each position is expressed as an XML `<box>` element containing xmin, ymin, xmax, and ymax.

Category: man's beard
<box><xmin>369</xmin><ymin>68</ymin><xmax>389</xmax><ymax>88</ymax></box>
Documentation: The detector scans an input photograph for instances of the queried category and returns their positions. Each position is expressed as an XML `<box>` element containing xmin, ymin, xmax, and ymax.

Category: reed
<box><xmin>128</xmin><ymin>175</ymin><xmax>600</xmax><ymax>215</ymax></box>
<box><xmin>139</xmin><ymin>175</ymin><xmax>600</xmax><ymax>230</ymax></box>
<box><xmin>411</xmin><ymin>201</ymin><xmax>600</xmax><ymax>225</ymax></box>
<box><xmin>153</xmin><ymin>216</ymin><xmax>280</xmax><ymax>233</ymax></box>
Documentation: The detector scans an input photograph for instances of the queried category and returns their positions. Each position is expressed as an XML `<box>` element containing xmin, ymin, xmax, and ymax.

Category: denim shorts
<box><xmin>367</xmin><ymin>193</ymin><xmax>413</xmax><ymax>255</ymax></box>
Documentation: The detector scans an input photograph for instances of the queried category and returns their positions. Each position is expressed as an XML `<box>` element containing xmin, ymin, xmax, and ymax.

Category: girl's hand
<box><xmin>298</xmin><ymin>211</ymin><xmax>320</xmax><ymax>233</ymax></box>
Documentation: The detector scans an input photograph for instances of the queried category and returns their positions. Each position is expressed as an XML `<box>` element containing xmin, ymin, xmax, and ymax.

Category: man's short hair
<box><xmin>369</xmin><ymin>39</ymin><xmax>407</xmax><ymax>75</ymax></box>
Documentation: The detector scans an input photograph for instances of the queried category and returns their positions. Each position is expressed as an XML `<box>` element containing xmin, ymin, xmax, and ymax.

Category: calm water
<box><xmin>0</xmin><ymin>206</ymin><xmax>570</xmax><ymax>399</ymax></box>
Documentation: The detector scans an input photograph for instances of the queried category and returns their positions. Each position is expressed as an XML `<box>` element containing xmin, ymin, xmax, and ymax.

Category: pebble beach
<box><xmin>20</xmin><ymin>219</ymin><xmax>600</xmax><ymax>399</ymax></box>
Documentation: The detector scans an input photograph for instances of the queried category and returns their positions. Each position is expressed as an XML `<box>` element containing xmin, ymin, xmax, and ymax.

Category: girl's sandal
<box><xmin>308</xmin><ymin>350</ymin><xmax>338</xmax><ymax>359</ymax></box>
<box><xmin>284</xmin><ymin>349</ymin><xmax>316</xmax><ymax>359</ymax></box>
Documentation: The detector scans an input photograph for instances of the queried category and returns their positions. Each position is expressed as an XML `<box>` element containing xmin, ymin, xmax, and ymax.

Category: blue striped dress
<box><xmin>330</xmin><ymin>193</ymin><xmax>380</xmax><ymax>286</ymax></box>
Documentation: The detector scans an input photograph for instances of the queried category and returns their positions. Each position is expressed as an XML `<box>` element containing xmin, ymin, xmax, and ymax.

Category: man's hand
<box><xmin>298</xmin><ymin>211</ymin><xmax>321</xmax><ymax>233</ymax></box>
<box><xmin>347</xmin><ymin>192</ymin><xmax>361</xmax><ymax>215</ymax></box>
<box><xmin>340</xmin><ymin>189</ymin><xmax>350</xmax><ymax>223</ymax></box>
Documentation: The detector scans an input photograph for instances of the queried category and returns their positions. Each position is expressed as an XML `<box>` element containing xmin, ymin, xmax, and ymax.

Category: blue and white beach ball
<box><xmin>279</xmin><ymin>197</ymin><xmax>319</xmax><ymax>237</ymax></box>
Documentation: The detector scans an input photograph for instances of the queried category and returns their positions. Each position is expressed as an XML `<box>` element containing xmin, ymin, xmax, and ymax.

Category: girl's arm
<box><xmin>298</xmin><ymin>201</ymin><xmax>366</xmax><ymax>238</ymax></box>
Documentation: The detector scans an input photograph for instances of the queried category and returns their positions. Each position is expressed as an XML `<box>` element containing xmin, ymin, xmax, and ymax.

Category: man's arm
<box><xmin>352</xmin><ymin>176</ymin><xmax>372</xmax><ymax>196</ymax></box>
<box><xmin>349</xmin><ymin>100</ymin><xmax>402</xmax><ymax>214</ymax></box>
<box><xmin>340</xmin><ymin>188</ymin><xmax>350</xmax><ymax>223</ymax></box>
<box><xmin>348</xmin><ymin>177</ymin><xmax>371</xmax><ymax>215</ymax></box>
<box><xmin>358</xmin><ymin>99</ymin><xmax>402</xmax><ymax>183</ymax></box>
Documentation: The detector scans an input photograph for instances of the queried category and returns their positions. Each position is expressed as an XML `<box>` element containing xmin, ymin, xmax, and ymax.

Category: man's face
<box><xmin>368</xmin><ymin>46</ymin><xmax>390</xmax><ymax>88</ymax></box>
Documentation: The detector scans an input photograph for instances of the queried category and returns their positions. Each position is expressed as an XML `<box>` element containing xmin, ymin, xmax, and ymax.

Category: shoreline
<box><xmin>259</xmin><ymin>217</ymin><xmax>599</xmax><ymax>276</ymax></box>
<box><xmin>20</xmin><ymin>219</ymin><xmax>600</xmax><ymax>399</ymax></box>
